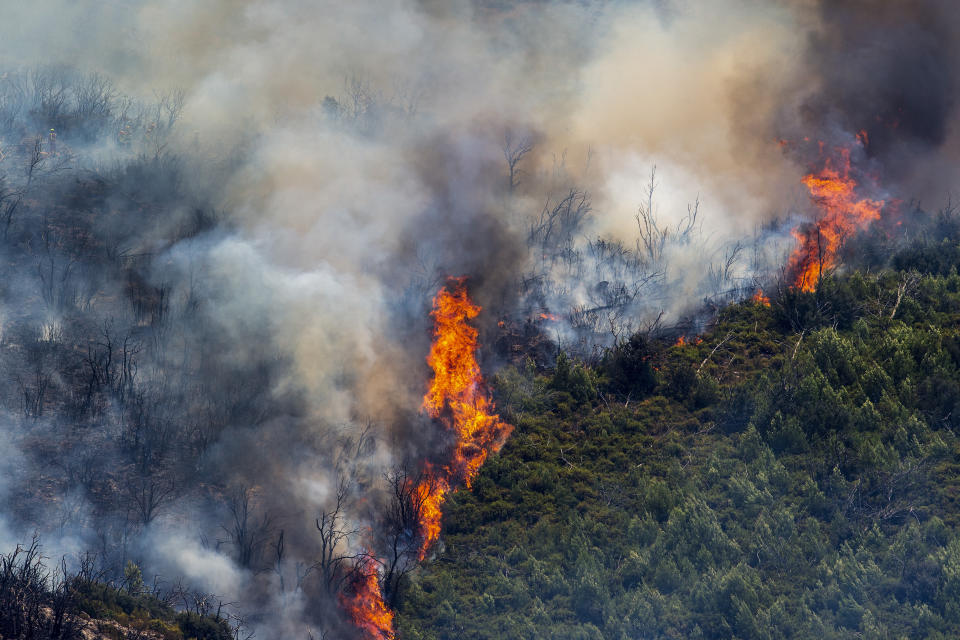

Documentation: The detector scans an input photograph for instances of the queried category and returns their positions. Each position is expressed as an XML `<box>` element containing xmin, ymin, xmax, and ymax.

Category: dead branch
<box><xmin>697</xmin><ymin>331</ymin><xmax>733</xmax><ymax>375</ymax></box>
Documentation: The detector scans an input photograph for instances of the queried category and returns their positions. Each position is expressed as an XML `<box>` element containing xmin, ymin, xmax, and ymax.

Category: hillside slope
<box><xmin>397</xmin><ymin>266</ymin><xmax>960</xmax><ymax>639</ymax></box>
<box><xmin>0</xmin><ymin>541</ymin><xmax>232</xmax><ymax>640</ymax></box>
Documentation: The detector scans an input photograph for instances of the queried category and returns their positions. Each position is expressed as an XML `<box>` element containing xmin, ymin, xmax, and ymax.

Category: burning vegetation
<box><xmin>342</xmin><ymin>279</ymin><xmax>512</xmax><ymax>638</ymax></box>
<box><xmin>416</xmin><ymin>279</ymin><xmax>514</xmax><ymax>558</ymax></box>
<box><xmin>751</xmin><ymin>288</ymin><xmax>771</xmax><ymax>306</ymax></box>
<box><xmin>788</xmin><ymin>145</ymin><xmax>885</xmax><ymax>291</ymax></box>
<box><xmin>340</xmin><ymin>558</ymin><xmax>395</xmax><ymax>640</ymax></box>
<box><xmin>7</xmin><ymin>1</ymin><xmax>960</xmax><ymax>638</ymax></box>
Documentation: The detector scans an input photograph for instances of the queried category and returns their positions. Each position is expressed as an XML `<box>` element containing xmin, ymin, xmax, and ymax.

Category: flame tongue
<box><xmin>415</xmin><ymin>278</ymin><xmax>513</xmax><ymax>559</ymax></box>
<box><xmin>752</xmin><ymin>289</ymin><xmax>770</xmax><ymax>306</ymax></box>
<box><xmin>789</xmin><ymin>146</ymin><xmax>884</xmax><ymax>291</ymax></box>
<box><xmin>339</xmin><ymin>278</ymin><xmax>512</xmax><ymax>637</ymax></box>
<box><xmin>339</xmin><ymin>558</ymin><xmax>395</xmax><ymax>640</ymax></box>
<box><xmin>422</xmin><ymin>279</ymin><xmax>483</xmax><ymax>417</ymax></box>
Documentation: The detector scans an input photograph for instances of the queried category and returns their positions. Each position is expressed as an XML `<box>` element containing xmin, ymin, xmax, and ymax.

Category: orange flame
<box><xmin>539</xmin><ymin>312</ymin><xmax>559</xmax><ymax>322</ymax></box>
<box><xmin>415</xmin><ymin>278</ymin><xmax>513</xmax><ymax>559</ymax></box>
<box><xmin>339</xmin><ymin>558</ymin><xmax>395</xmax><ymax>640</ymax></box>
<box><xmin>341</xmin><ymin>279</ymin><xmax>511</xmax><ymax>638</ymax></box>
<box><xmin>752</xmin><ymin>289</ymin><xmax>770</xmax><ymax>307</ymax></box>
<box><xmin>788</xmin><ymin>147</ymin><xmax>884</xmax><ymax>291</ymax></box>
<box><xmin>674</xmin><ymin>335</ymin><xmax>686</xmax><ymax>347</ymax></box>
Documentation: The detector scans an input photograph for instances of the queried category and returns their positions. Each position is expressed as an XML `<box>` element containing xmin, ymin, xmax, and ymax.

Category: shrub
<box><xmin>174</xmin><ymin>612</ymin><xmax>232</xmax><ymax>640</ymax></box>
<box><xmin>600</xmin><ymin>334</ymin><xmax>657</xmax><ymax>400</ymax></box>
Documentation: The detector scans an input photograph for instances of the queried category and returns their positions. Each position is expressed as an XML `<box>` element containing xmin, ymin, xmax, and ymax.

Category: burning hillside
<box><xmin>416</xmin><ymin>279</ymin><xmax>513</xmax><ymax>558</ymax></box>
<box><xmin>3</xmin><ymin>0</ymin><xmax>960</xmax><ymax>638</ymax></box>
<box><xmin>342</xmin><ymin>279</ymin><xmax>512</xmax><ymax>638</ymax></box>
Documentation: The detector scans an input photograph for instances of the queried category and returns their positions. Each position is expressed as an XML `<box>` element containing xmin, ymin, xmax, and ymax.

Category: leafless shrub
<box><xmin>222</xmin><ymin>486</ymin><xmax>274</xmax><ymax>570</ymax></box>
<box><xmin>0</xmin><ymin>536</ymin><xmax>83</xmax><ymax>640</ymax></box>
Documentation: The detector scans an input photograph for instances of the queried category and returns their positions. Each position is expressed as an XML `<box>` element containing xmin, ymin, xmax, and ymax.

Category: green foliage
<box><xmin>493</xmin><ymin>359</ymin><xmax>550</xmax><ymax>418</ymax></box>
<box><xmin>175</xmin><ymin>612</ymin><xmax>232</xmax><ymax>640</ymax></box>
<box><xmin>398</xmin><ymin>266</ymin><xmax>960</xmax><ymax>639</ymax></box>
<box><xmin>549</xmin><ymin>352</ymin><xmax>598</xmax><ymax>408</ymax></box>
<box><xmin>124</xmin><ymin>561</ymin><xmax>144</xmax><ymax>595</ymax></box>
<box><xmin>772</xmin><ymin>276</ymin><xmax>858</xmax><ymax>332</ymax></box>
<box><xmin>74</xmin><ymin>579</ymin><xmax>174</xmax><ymax>621</ymax></box>
<box><xmin>72</xmin><ymin>578</ymin><xmax>229</xmax><ymax>640</ymax></box>
<box><xmin>0</xmin><ymin>545</ymin><xmax>230</xmax><ymax>640</ymax></box>
<box><xmin>600</xmin><ymin>334</ymin><xmax>657</xmax><ymax>400</ymax></box>
<box><xmin>892</xmin><ymin>207</ymin><xmax>960</xmax><ymax>276</ymax></box>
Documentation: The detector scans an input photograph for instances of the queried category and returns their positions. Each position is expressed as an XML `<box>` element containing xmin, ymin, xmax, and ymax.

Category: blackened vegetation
<box><xmin>0</xmin><ymin>539</ymin><xmax>82</xmax><ymax>640</ymax></box>
<box><xmin>0</xmin><ymin>539</ymin><xmax>230</xmax><ymax>640</ymax></box>
<box><xmin>505</xmin><ymin>168</ymin><xmax>758</xmax><ymax>360</ymax></box>
<box><xmin>381</xmin><ymin>468</ymin><xmax>432</xmax><ymax>607</ymax></box>
<box><xmin>0</xmin><ymin>69</ymin><xmax>291</xmax><ymax>604</ymax></box>
<box><xmin>598</xmin><ymin>334</ymin><xmax>657</xmax><ymax>402</ymax></box>
<box><xmin>6</xmin><ymin>57</ymin><xmax>960</xmax><ymax>638</ymax></box>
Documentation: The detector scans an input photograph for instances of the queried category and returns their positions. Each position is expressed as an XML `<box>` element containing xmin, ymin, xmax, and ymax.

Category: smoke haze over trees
<box><xmin>2</xmin><ymin>0</ymin><xmax>960</xmax><ymax>637</ymax></box>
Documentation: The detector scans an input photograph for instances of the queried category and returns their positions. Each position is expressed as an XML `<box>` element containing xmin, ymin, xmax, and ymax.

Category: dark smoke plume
<box><xmin>779</xmin><ymin>0</ymin><xmax>960</xmax><ymax>200</ymax></box>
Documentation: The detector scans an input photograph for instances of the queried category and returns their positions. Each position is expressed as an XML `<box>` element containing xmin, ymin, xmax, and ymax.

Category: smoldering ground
<box><xmin>1</xmin><ymin>0</ymin><xmax>960</xmax><ymax>636</ymax></box>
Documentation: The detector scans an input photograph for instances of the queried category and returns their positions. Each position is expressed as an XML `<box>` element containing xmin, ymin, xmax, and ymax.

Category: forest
<box><xmin>401</xmin><ymin>256</ymin><xmax>960</xmax><ymax>639</ymax></box>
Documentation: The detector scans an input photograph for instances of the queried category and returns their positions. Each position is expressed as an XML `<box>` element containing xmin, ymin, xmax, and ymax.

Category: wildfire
<box><xmin>415</xmin><ymin>278</ymin><xmax>513</xmax><ymax>559</ymax></box>
<box><xmin>675</xmin><ymin>335</ymin><xmax>686</xmax><ymax>347</ymax></box>
<box><xmin>788</xmin><ymin>146</ymin><xmax>884</xmax><ymax>291</ymax></box>
<box><xmin>341</xmin><ymin>279</ymin><xmax>511</xmax><ymax>639</ymax></box>
<box><xmin>539</xmin><ymin>312</ymin><xmax>559</xmax><ymax>322</ymax></box>
<box><xmin>339</xmin><ymin>558</ymin><xmax>395</xmax><ymax>640</ymax></box>
<box><xmin>752</xmin><ymin>289</ymin><xmax>770</xmax><ymax>307</ymax></box>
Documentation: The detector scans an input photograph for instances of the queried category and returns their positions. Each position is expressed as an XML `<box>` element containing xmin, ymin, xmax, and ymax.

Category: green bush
<box><xmin>175</xmin><ymin>612</ymin><xmax>232</xmax><ymax>640</ymax></box>
<box><xmin>600</xmin><ymin>334</ymin><xmax>657</xmax><ymax>400</ymax></box>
